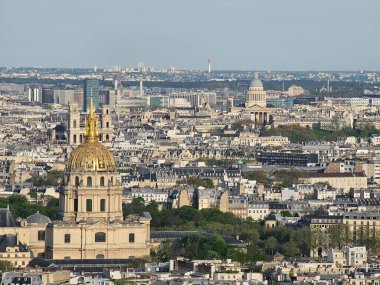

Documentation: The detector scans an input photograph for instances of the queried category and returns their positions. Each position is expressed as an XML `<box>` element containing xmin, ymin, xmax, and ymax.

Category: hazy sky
<box><xmin>1</xmin><ymin>0</ymin><xmax>380</xmax><ymax>70</ymax></box>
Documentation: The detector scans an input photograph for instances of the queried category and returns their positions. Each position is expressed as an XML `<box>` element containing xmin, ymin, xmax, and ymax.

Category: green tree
<box><xmin>207</xmin><ymin>236</ymin><xmax>228</xmax><ymax>258</ymax></box>
<box><xmin>25</xmin><ymin>175</ymin><xmax>45</xmax><ymax>187</ymax></box>
<box><xmin>264</xmin><ymin>236</ymin><xmax>278</xmax><ymax>255</ymax></box>
<box><xmin>177</xmin><ymin>176</ymin><xmax>214</xmax><ymax>188</ymax></box>
<box><xmin>310</xmin><ymin>228</ymin><xmax>324</xmax><ymax>258</ymax></box>
<box><xmin>273</xmin><ymin>169</ymin><xmax>305</xmax><ymax>187</ymax></box>
<box><xmin>280</xmin><ymin>241</ymin><xmax>301</xmax><ymax>257</ymax></box>
<box><xmin>123</xmin><ymin>197</ymin><xmax>145</xmax><ymax>218</ymax></box>
<box><xmin>155</xmin><ymin>241</ymin><xmax>175</xmax><ymax>262</ymax></box>
<box><xmin>0</xmin><ymin>260</ymin><xmax>14</xmax><ymax>270</ymax></box>
<box><xmin>327</xmin><ymin>224</ymin><xmax>352</xmax><ymax>249</ymax></box>
<box><xmin>231</xmin><ymin>119</ymin><xmax>254</xmax><ymax>131</ymax></box>
<box><xmin>243</xmin><ymin>170</ymin><xmax>272</xmax><ymax>186</ymax></box>
<box><xmin>281</xmin><ymin>211</ymin><xmax>293</xmax><ymax>217</ymax></box>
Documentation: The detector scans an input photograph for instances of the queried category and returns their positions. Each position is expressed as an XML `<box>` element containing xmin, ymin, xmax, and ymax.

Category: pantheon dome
<box><xmin>245</xmin><ymin>73</ymin><xmax>266</xmax><ymax>108</ymax></box>
<box><xmin>249</xmin><ymin>73</ymin><xmax>263</xmax><ymax>89</ymax></box>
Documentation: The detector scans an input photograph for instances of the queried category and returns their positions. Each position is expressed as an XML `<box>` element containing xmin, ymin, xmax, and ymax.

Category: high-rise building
<box><xmin>53</xmin><ymin>89</ymin><xmax>75</xmax><ymax>105</ymax></box>
<box><xmin>27</xmin><ymin>87</ymin><xmax>41</xmax><ymax>102</ymax></box>
<box><xmin>83</xmin><ymin>78</ymin><xmax>100</xmax><ymax>112</ymax></box>
<box><xmin>73</xmin><ymin>89</ymin><xmax>84</xmax><ymax>109</ymax></box>
<box><xmin>41</xmin><ymin>88</ymin><xmax>54</xmax><ymax>104</ymax></box>
<box><xmin>149</xmin><ymin>95</ymin><xmax>170</xmax><ymax>108</ymax></box>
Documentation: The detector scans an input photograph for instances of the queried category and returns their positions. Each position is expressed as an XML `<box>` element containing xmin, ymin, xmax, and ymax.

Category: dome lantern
<box><xmin>67</xmin><ymin>94</ymin><xmax>116</xmax><ymax>173</ymax></box>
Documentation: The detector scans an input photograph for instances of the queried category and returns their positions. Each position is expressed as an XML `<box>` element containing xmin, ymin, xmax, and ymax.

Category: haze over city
<box><xmin>3</xmin><ymin>0</ymin><xmax>380</xmax><ymax>284</ymax></box>
<box><xmin>1</xmin><ymin>0</ymin><xmax>380</xmax><ymax>70</ymax></box>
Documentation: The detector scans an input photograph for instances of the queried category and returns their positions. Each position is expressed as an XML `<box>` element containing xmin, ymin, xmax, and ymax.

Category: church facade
<box><xmin>0</xmin><ymin>97</ymin><xmax>151</xmax><ymax>262</ymax></box>
<box><xmin>230</xmin><ymin>73</ymin><xmax>274</xmax><ymax>127</ymax></box>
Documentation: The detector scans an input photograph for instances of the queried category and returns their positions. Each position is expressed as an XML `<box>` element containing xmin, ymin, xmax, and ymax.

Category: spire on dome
<box><xmin>84</xmin><ymin>90</ymin><xmax>99</xmax><ymax>142</ymax></box>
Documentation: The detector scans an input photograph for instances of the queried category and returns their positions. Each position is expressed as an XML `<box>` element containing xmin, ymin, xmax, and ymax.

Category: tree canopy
<box><xmin>0</xmin><ymin>195</ymin><xmax>60</xmax><ymax>220</ymax></box>
<box><xmin>262</xmin><ymin>125</ymin><xmax>378</xmax><ymax>143</ymax></box>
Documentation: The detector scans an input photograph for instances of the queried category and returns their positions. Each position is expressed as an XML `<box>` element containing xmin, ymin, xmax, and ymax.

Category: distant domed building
<box><xmin>288</xmin><ymin>84</ymin><xmax>304</xmax><ymax>97</ymax></box>
<box><xmin>230</xmin><ymin>72</ymin><xmax>272</xmax><ymax>127</ymax></box>
<box><xmin>245</xmin><ymin>73</ymin><xmax>266</xmax><ymax>108</ymax></box>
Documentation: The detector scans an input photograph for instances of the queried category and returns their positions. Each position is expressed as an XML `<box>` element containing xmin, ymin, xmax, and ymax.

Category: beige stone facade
<box><xmin>245</xmin><ymin>73</ymin><xmax>266</xmax><ymax>108</ymax></box>
<box><xmin>46</xmin><ymin>97</ymin><xmax>150</xmax><ymax>259</ymax></box>
<box><xmin>304</xmin><ymin>172</ymin><xmax>367</xmax><ymax>193</ymax></box>
<box><xmin>231</xmin><ymin>133</ymin><xmax>289</xmax><ymax>147</ymax></box>
<box><xmin>0</xmin><ymin>97</ymin><xmax>151</xmax><ymax>262</ymax></box>
<box><xmin>67</xmin><ymin>103</ymin><xmax>114</xmax><ymax>145</ymax></box>
<box><xmin>45</xmin><ymin>219</ymin><xmax>150</xmax><ymax>259</ymax></box>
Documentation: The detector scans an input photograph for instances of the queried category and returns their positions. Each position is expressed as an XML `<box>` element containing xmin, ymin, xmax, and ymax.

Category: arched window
<box><xmin>106</xmin><ymin>134</ymin><xmax>109</xmax><ymax>141</ymax></box>
<box><xmin>95</xmin><ymin>232</ymin><xmax>106</xmax><ymax>242</ymax></box>
<box><xmin>75</xmin><ymin>176</ymin><xmax>80</xmax><ymax>187</ymax></box>
<box><xmin>96</xmin><ymin>254</ymin><xmax>105</xmax><ymax>259</ymax></box>
<box><xmin>100</xmin><ymin>176</ymin><xmax>105</xmax><ymax>187</ymax></box>
<box><xmin>73</xmin><ymin>120</ymin><xmax>77</xmax><ymax>128</ymax></box>
<box><xmin>73</xmin><ymin>135</ymin><xmax>77</xmax><ymax>144</ymax></box>
<box><xmin>106</xmin><ymin>122</ymin><xmax>109</xmax><ymax>128</ymax></box>
<box><xmin>87</xmin><ymin>176</ymin><xmax>92</xmax><ymax>186</ymax></box>
<box><xmin>106</xmin><ymin>109</ymin><xmax>109</xmax><ymax>115</ymax></box>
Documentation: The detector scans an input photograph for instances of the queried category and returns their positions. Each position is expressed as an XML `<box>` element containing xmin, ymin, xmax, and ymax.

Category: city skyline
<box><xmin>1</xmin><ymin>0</ymin><xmax>379</xmax><ymax>71</ymax></box>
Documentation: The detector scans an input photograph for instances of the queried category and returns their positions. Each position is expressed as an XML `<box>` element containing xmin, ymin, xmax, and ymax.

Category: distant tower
<box><xmin>208</xmin><ymin>58</ymin><xmax>212</xmax><ymax>73</ymax></box>
<box><xmin>227</xmin><ymin>97</ymin><xmax>234</xmax><ymax>112</ymax></box>
<box><xmin>138</xmin><ymin>61</ymin><xmax>145</xmax><ymax>73</ymax></box>
<box><xmin>68</xmin><ymin>103</ymin><xmax>82</xmax><ymax>145</ymax></box>
<box><xmin>100</xmin><ymin>105</ymin><xmax>114</xmax><ymax>142</ymax></box>
<box><xmin>140</xmin><ymin>80</ymin><xmax>144</xmax><ymax>97</ymax></box>
<box><xmin>327</xmin><ymin>80</ymin><xmax>330</xmax><ymax>93</ymax></box>
<box><xmin>83</xmin><ymin>78</ymin><xmax>100</xmax><ymax>112</ymax></box>
<box><xmin>94</xmin><ymin>65</ymin><xmax>97</xmax><ymax>72</ymax></box>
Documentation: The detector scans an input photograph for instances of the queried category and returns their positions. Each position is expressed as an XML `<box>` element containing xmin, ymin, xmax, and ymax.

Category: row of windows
<box><xmin>72</xmin><ymin>134</ymin><xmax>110</xmax><ymax>144</ymax></box>
<box><xmin>65</xmin><ymin>254</ymin><xmax>106</xmax><ymax>259</ymax></box>
<box><xmin>72</xmin><ymin>119</ymin><xmax>111</xmax><ymax>129</ymax></box>
<box><xmin>0</xmin><ymin>253</ymin><xmax>27</xmax><ymax>258</ymax></box>
<box><xmin>86</xmin><ymin>199</ymin><xmax>106</xmax><ymax>212</ymax></box>
<box><xmin>75</xmin><ymin>176</ymin><xmax>113</xmax><ymax>187</ymax></box>
<box><xmin>62</xmin><ymin>232</ymin><xmax>135</xmax><ymax>243</ymax></box>
<box><xmin>248</xmin><ymin>210</ymin><xmax>268</xmax><ymax>213</ymax></box>
<box><xmin>346</xmin><ymin>216</ymin><xmax>379</xmax><ymax>220</ymax></box>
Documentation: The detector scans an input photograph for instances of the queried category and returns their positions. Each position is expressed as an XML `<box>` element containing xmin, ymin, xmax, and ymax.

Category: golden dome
<box><xmin>67</xmin><ymin>95</ymin><xmax>116</xmax><ymax>173</ymax></box>
<box><xmin>68</xmin><ymin>141</ymin><xmax>116</xmax><ymax>172</ymax></box>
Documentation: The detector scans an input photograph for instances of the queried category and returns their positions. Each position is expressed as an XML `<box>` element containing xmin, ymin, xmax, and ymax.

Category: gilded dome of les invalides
<box><xmin>67</xmin><ymin>97</ymin><xmax>116</xmax><ymax>173</ymax></box>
